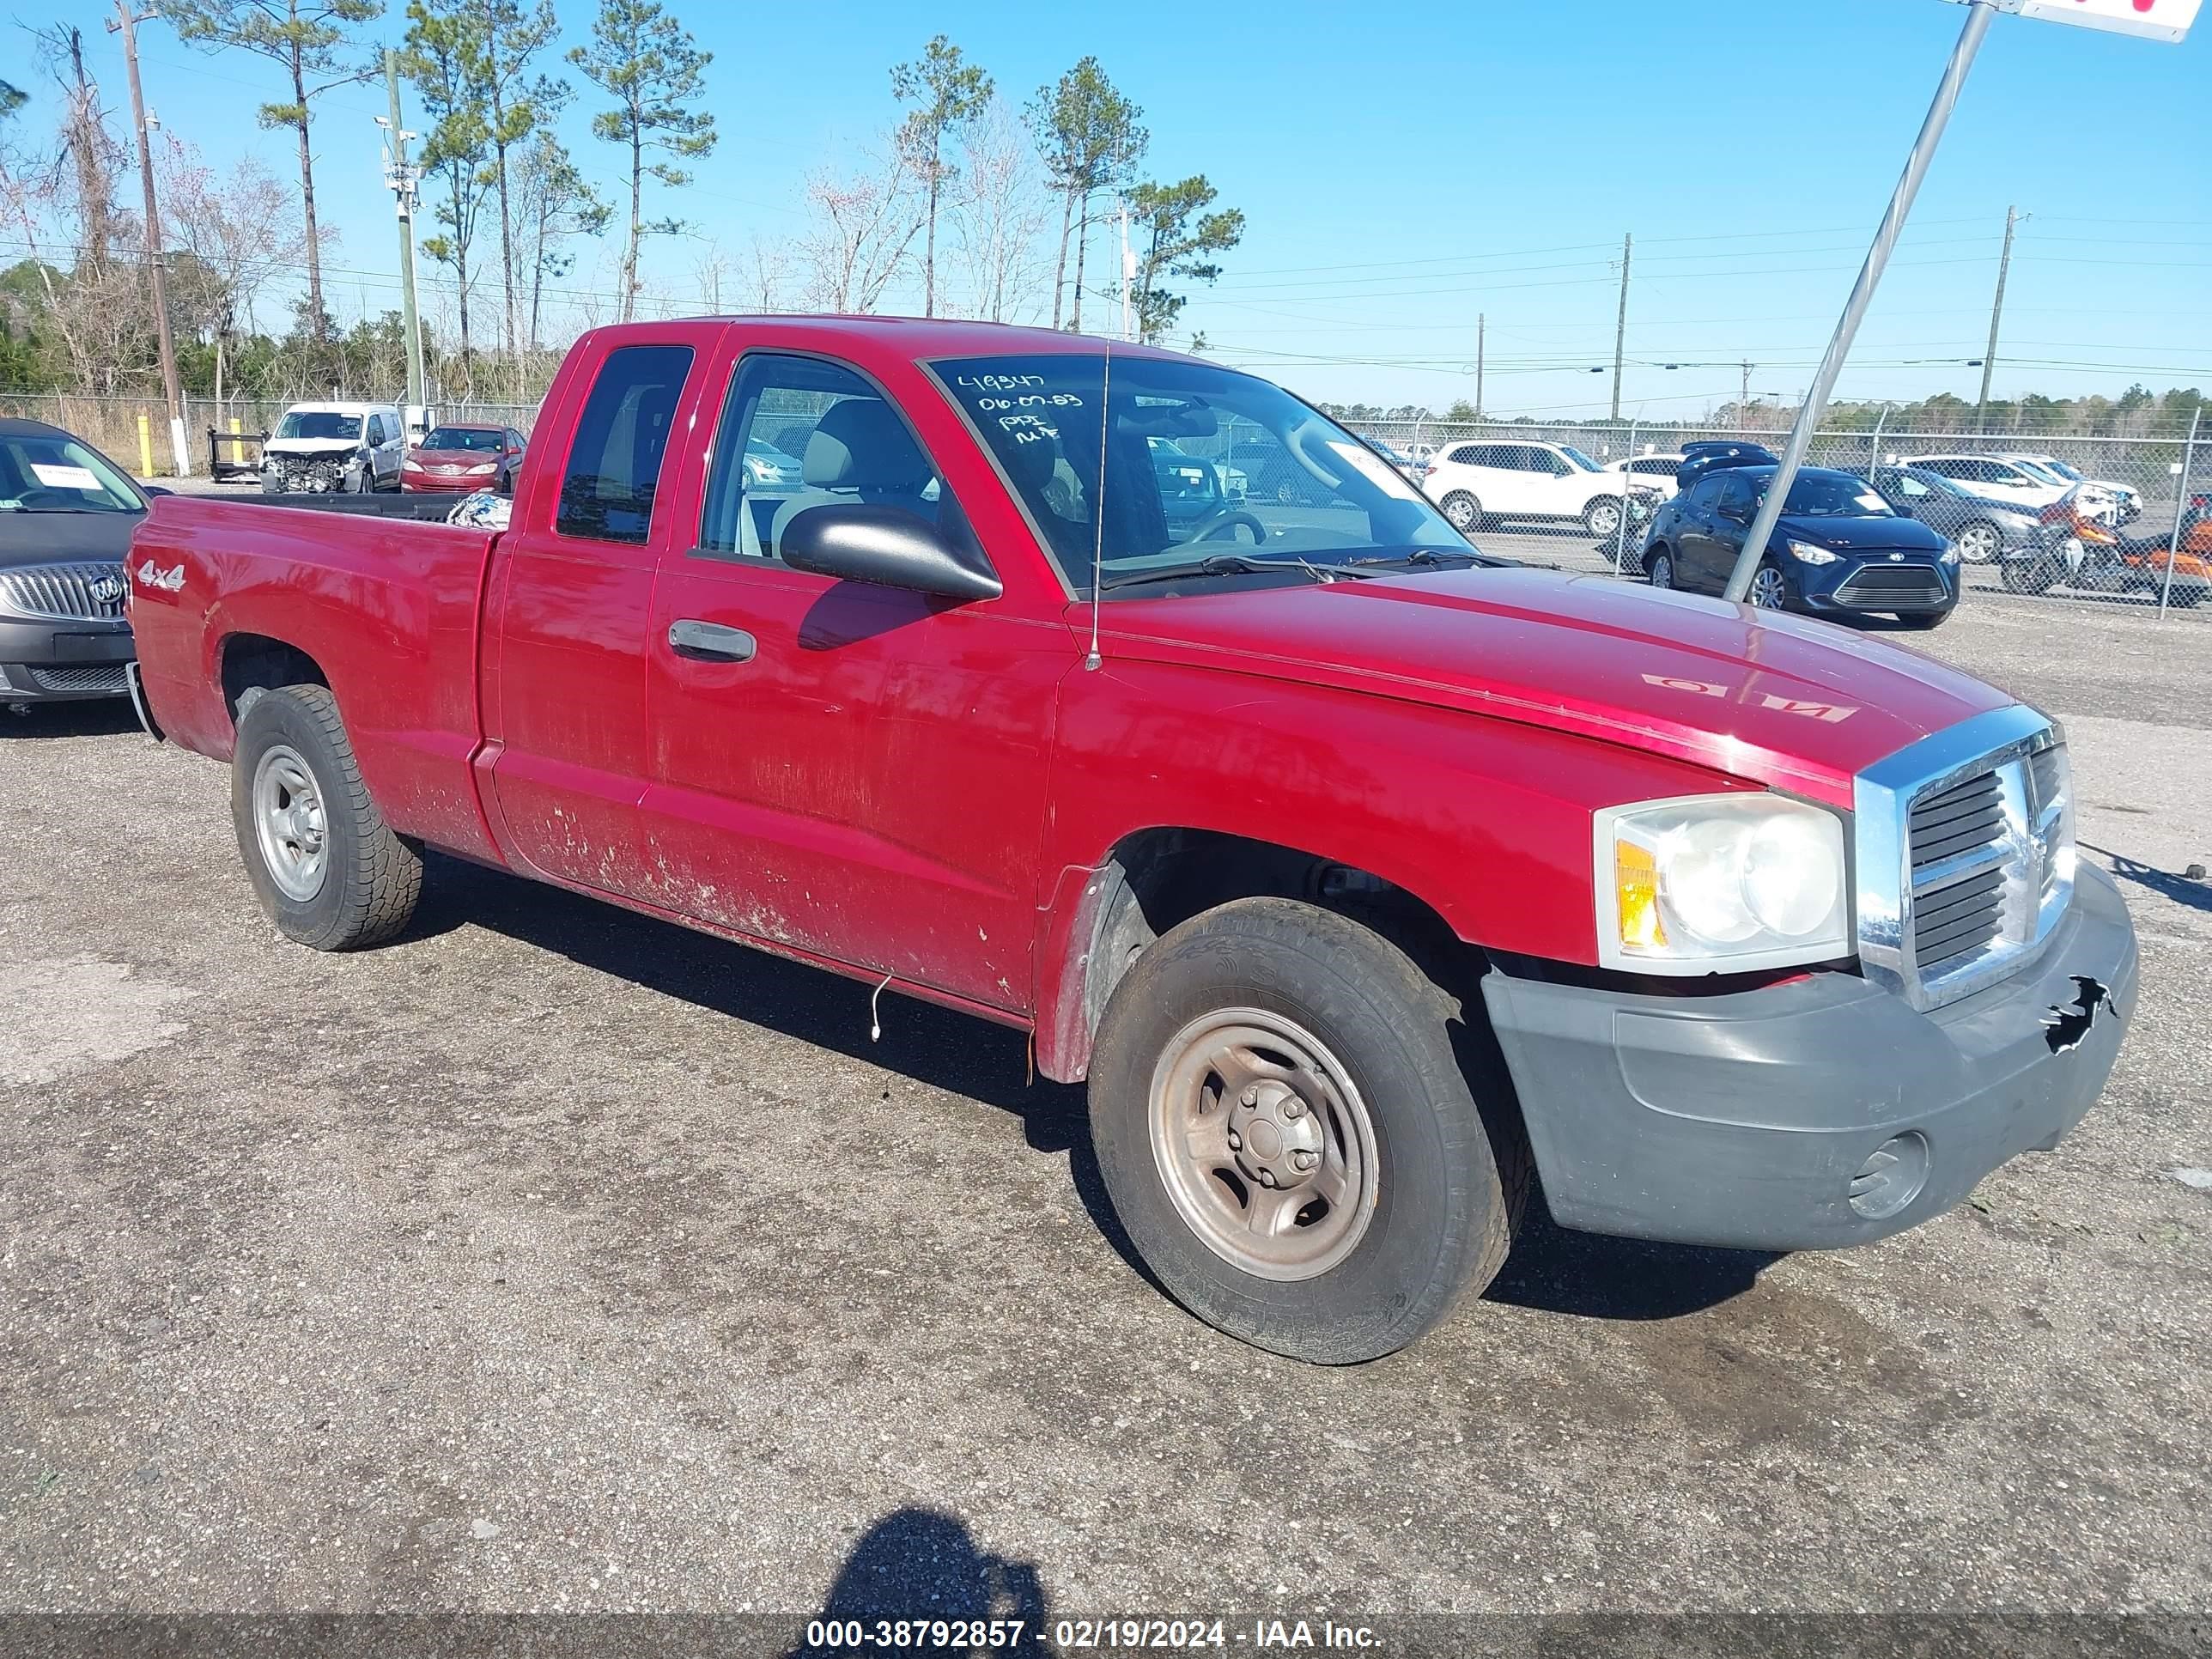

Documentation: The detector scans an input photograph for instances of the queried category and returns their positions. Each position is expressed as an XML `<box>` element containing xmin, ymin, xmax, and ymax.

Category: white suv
<box><xmin>1602</xmin><ymin>453</ymin><xmax>1687</xmax><ymax>501</ymax></box>
<box><xmin>262</xmin><ymin>401</ymin><xmax>407</xmax><ymax>494</ymax></box>
<box><xmin>1422</xmin><ymin>439</ymin><xmax>1652</xmax><ymax>537</ymax></box>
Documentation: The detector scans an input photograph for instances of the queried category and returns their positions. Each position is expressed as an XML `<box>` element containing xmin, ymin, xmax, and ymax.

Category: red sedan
<box><xmin>399</xmin><ymin>422</ymin><xmax>527</xmax><ymax>494</ymax></box>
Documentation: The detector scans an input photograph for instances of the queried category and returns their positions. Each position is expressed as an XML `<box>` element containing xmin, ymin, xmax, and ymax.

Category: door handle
<box><xmin>668</xmin><ymin>619</ymin><xmax>757</xmax><ymax>663</ymax></box>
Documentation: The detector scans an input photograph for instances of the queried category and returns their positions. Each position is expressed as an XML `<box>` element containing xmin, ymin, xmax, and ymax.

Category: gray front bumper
<box><xmin>1482</xmin><ymin>861</ymin><xmax>2138</xmax><ymax>1251</ymax></box>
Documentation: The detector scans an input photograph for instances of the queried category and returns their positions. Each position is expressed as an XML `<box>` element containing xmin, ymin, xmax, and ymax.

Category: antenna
<box><xmin>1084</xmin><ymin>333</ymin><xmax>1113</xmax><ymax>672</ymax></box>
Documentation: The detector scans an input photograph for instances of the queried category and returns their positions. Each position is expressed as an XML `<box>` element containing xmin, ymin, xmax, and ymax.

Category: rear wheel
<box><xmin>231</xmin><ymin>684</ymin><xmax>421</xmax><ymax>951</ymax></box>
<box><xmin>1584</xmin><ymin>497</ymin><xmax>1626</xmax><ymax>539</ymax></box>
<box><xmin>1088</xmin><ymin>897</ymin><xmax>1526</xmax><ymax>1364</ymax></box>
<box><xmin>1440</xmin><ymin>491</ymin><xmax>1482</xmax><ymax>533</ymax></box>
<box><xmin>1955</xmin><ymin>520</ymin><xmax>2003</xmax><ymax>563</ymax></box>
<box><xmin>2000</xmin><ymin>556</ymin><xmax>2059</xmax><ymax>595</ymax></box>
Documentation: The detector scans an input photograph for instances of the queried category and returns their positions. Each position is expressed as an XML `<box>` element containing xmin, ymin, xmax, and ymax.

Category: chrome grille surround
<box><xmin>1854</xmin><ymin>703</ymin><xmax>2074</xmax><ymax>1013</ymax></box>
<box><xmin>0</xmin><ymin>561</ymin><xmax>128</xmax><ymax>622</ymax></box>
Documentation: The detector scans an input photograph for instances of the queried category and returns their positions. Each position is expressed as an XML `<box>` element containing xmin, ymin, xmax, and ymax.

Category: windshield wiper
<box><xmin>1347</xmin><ymin>548</ymin><xmax>1488</xmax><ymax>571</ymax></box>
<box><xmin>1100</xmin><ymin>554</ymin><xmax>1339</xmax><ymax>592</ymax></box>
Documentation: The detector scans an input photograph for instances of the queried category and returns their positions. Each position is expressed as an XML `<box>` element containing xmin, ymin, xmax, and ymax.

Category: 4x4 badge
<box><xmin>136</xmin><ymin>560</ymin><xmax>185</xmax><ymax>592</ymax></box>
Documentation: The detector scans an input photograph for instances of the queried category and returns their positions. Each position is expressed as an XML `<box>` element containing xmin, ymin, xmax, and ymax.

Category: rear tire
<box><xmin>1646</xmin><ymin>546</ymin><xmax>1676</xmax><ymax>590</ymax></box>
<box><xmin>1584</xmin><ymin>497</ymin><xmax>1626</xmax><ymax>539</ymax></box>
<box><xmin>1440</xmin><ymin>491</ymin><xmax>1483</xmax><ymax>533</ymax></box>
<box><xmin>1088</xmin><ymin>897</ymin><xmax>1526</xmax><ymax>1364</ymax></box>
<box><xmin>1955</xmin><ymin>520</ymin><xmax>2003</xmax><ymax>563</ymax></box>
<box><xmin>231</xmin><ymin>684</ymin><xmax>421</xmax><ymax>951</ymax></box>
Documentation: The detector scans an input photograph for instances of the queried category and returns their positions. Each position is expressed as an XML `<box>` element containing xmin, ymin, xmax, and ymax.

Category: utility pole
<box><xmin>380</xmin><ymin>51</ymin><xmax>428</xmax><ymax>420</ymax></box>
<box><xmin>111</xmin><ymin>2</ymin><xmax>189</xmax><ymax>477</ymax></box>
<box><xmin>1474</xmin><ymin>313</ymin><xmax>1486</xmax><ymax>420</ymax></box>
<box><xmin>1609</xmin><ymin>232</ymin><xmax>1632</xmax><ymax>422</ymax></box>
<box><xmin>1975</xmin><ymin>204</ymin><xmax>2018</xmax><ymax>432</ymax></box>
<box><xmin>1118</xmin><ymin>199</ymin><xmax>1134</xmax><ymax>343</ymax></box>
<box><xmin>1739</xmin><ymin>362</ymin><xmax>1753</xmax><ymax>430</ymax></box>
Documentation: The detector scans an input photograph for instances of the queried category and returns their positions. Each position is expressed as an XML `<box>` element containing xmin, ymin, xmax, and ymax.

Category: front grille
<box><xmin>1836</xmin><ymin>562</ymin><xmax>1946</xmax><ymax>607</ymax></box>
<box><xmin>27</xmin><ymin>663</ymin><xmax>128</xmax><ymax>693</ymax></box>
<box><xmin>1911</xmin><ymin>772</ymin><xmax>2005</xmax><ymax>872</ymax></box>
<box><xmin>0</xmin><ymin>561</ymin><xmax>127</xmax><ymax>621</ymax></box>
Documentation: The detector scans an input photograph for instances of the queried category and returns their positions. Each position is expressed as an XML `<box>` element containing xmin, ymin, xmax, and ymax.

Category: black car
<box><xmin>1871</xmin><ymin>464</ymin><xmax>2044</xmax><ymax>565</ymax></box>
<box><xmin>1672</xmin><ymin>440</ymin><xmax>1778</xmax><ymax>493</ymax></box>
<box><xmin>0</xmin><ymin>417</ymin><xmax>147</xmax><ymax>709</ymax></box>
<box><xmin>1643</xmin><ymin>464</ymin><xmax>1960</xmax><ymax>629</ymax></box>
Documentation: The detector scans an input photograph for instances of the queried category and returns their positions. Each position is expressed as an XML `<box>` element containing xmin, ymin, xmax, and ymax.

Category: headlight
<box><xmin>1595</xmin><ymin>794</ymin><xmax>1850</xmax><ymax>974</ymax></box>
<box><xmin>1786</xmin><ymin>539</ymin><xmax>1838</xmax><ymax>565</ymax></box>
<box><xmin>467</xmin><ymin>461</ymin><xmax>497</xmax><ymax>472</ymax></box>
<box><xmin>1940</xmin><ymin>541</ymin><xmax>1961</xmax><ymax>565</ymax></box>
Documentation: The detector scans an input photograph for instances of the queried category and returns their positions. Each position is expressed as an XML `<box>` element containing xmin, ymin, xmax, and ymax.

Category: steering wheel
<box><xmin>11</xmin><ymin>487</ymin><xmax>73</xmax><ymax>510</ymax></box>
<box><xmin>1188</xmin><ymin>507</ymin><xmax>1268</xmax><ymax>546</ymax></box>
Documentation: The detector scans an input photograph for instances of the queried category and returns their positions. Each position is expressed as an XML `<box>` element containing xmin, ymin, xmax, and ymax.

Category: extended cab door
<box><xmin>484</xmin><ymin>330</ymin><xmax>721</xmax><ymax>898</ymax></box>
<box><xmin>635</xmin><ymin>344</ymin><xmax>1066</xmax><ymax>1012</ymax></box>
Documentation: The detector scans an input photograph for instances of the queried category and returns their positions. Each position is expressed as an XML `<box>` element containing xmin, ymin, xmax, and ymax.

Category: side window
<box><xmin>1715</xmin><ymin>474</ymin><xmax>1753</xmax><ymax>517</ymax></box>
<box><xmin>1449</xmin><ymin>444</ymin><xmax>1486</xmax><ymax>467</ymax></box>
<box><xmin>364</xmin><ymin>415</ymin><xmax>382</xmax><ymax>446</ymax></box>
<box><xmin>556</xmin><ymin>343</ymin><xmax>695</xmax><ymax>544</ymax></box>
<box><xmin>1682</xmin><ymin>476</ymin><xmax>1721</xmax><ymax>512</ymax></box>
<box><xmin>698</xmin><ymin>352</ymin><xmax>953</xmax><ymax>562</ymax></box>
<box><xmin>1535</xmin><ymin>448</ymin><xmax>1570</xmax><ymax>477</ymax></box>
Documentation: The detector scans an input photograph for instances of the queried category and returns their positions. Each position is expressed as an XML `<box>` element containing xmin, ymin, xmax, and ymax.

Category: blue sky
<box><xmin>52</xmin><ymin>0</ymin><xmax>2212</xmax><ymax>416</ymax></box>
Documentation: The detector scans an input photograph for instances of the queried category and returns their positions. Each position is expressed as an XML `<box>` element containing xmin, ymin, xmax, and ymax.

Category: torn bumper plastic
<box><xmin>1483</xmin><ymin>860</ymin><xmax>2138</xmax><ymax>1252</ymax></box>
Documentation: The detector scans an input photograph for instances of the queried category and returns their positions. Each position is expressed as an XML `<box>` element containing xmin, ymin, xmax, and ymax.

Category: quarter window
<box><xmin>556</xmin><ymin>343</ymin><xmax>695</xmax><ymax>544</ymax></box>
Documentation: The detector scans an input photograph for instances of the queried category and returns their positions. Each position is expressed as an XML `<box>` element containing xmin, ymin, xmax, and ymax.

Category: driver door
<box><xmin>637</xmin><ymin>348</ymin><xmax>1059</xmax><ymax>1010</ymax></box>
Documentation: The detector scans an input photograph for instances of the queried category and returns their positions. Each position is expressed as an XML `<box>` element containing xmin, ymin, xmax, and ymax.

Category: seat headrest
<box><xmin>999</xmin><ymin>425</ymin><xmax>1061</xmax><ymax>496</ymax></box>
<box><xmin>804</xmin><ymin>398</ymin><xmax>931</xmax><ymax>490</ymax></box>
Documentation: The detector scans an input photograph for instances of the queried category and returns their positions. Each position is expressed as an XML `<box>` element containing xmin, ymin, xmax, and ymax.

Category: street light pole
<box><xmin>111</xmin><ymin>2</ymin><xmax>189</xmax><ymax>477</ymax></box>
<box><xmin>1723</xmin><ymin>0</ymin><xmax>1996</xmax><ymax>603</ymax></box>
<box><xmin>380</xmin><ymin>51</ymin><xmax>429</xmax><ymax>419</ymax></box>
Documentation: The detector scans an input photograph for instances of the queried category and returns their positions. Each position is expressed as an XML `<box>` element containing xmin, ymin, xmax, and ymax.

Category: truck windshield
<box><xmin>276</xmin><ymin>411</ymin><xmax>362</xmax><ymax>441</ymax></box>
<box><xmin>930</xmin><ymin>352</ymin><xmax>1471</xmax><ymax>595</ymax></box>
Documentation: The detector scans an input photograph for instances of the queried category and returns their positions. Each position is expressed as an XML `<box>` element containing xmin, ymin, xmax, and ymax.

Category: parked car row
<box><xmin>257</xmin><ymin>401</ymin><xmax>529</xmax><ymax>497</ymax></box>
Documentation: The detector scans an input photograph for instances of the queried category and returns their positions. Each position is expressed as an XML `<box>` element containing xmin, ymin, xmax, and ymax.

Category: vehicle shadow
<box><xmin>2084</xmin><ymin>843</ymin><xmax>2212</xmax><ymax>915</ymax></box>
<box><xmin>0</xmin><ymin>700</ymin><xmax>144</xmax><ymax>740</ymax></box>
<box><xmin>418</xmin><ymin>854</ymin><xmax>1771</xmax><ymax>1328</ymax></box>
<box><xmin>410</xmin><ymin>853</ymin><xmax>1146</xmax><ymax>1276</ymax></box>
<box><xmin>1483</xmin><ymin>1206</ymin><xmax>1779</xmax><ymax>1322</ymax></box>
<box><xmin>782</xmin><ymin>1507</ymin><xmax>1053</xmax><ymax>1657</ymax></box>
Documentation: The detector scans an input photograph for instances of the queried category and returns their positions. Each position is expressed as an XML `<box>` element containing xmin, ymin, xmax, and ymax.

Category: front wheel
<box><xmin>1088</xmin><ymin>897</ymin><xmax>1526</xmax><ymax>1364</ymax></box>
<box><xmin>2000</xmin><ymin>556</ymin><xmax>2059</xmax><ymax>595</ymax></box>
<box><xmin>1646</xmin><ymin>546</ymin><xmax>1677</xmax><ymax>591</ymax></box>
<box><xmin>1584</xmin><ymin>497</ymin><xmax>1626</xmax><ymax>539</ymax></box>
<box><xmin>1747</xmin><ymin>562</ymin><xmax>1790</xmax><ymax>611</ymax></box>
<box><xmin>231</xmin><ymin>684</ymin><xmax>422</xmax><ymax>951</ymax></box>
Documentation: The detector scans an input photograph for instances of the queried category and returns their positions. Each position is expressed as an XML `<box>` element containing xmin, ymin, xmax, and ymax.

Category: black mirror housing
<box><xmin>781</xmin><ymin>503</ymin><xmax>1003</xmax><ymax>603</ymax></box>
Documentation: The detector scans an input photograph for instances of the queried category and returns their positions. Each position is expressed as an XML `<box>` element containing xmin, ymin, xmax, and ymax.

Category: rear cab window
<box><xmin>556</xmin><ymin>343</ymin><xmax>696</xmax><ymax>544</ymax></box>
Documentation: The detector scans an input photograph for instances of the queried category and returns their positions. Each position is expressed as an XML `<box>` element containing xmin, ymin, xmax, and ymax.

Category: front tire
<box><xmin>1088</xmin><ymin>897</ymin><xmax>1526</xmax><ymax>1364</ymax></box>
<box><xmin>1646</xmin><ymin>546</ymin><xmax>1676</xmax><ymax>591</ymax></box>
<box><xmin>1584</xmin><ymin>497</ymin><xmax>1626</xmax><ymax>539</ymax></box>
<box><xmin>1747</xmin><ymin>562</ymin><xmax>1790</xmax><ymax>611</ymax></box>
<box><xmin>1439</xmin><ymin>491</ymin><xmax>1483</xmax><ymax>533</ymax></box>
<box><xmin>231</xmin><ymin>684</ymin><xmax>421</xmax><ymax>951</ymax></box>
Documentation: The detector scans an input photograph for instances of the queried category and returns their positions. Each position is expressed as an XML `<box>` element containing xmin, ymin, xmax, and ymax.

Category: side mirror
<box><xmin>781</xmin><ymin>503</ymin><xmax>1002</xmax><ymax>603</ymax></box>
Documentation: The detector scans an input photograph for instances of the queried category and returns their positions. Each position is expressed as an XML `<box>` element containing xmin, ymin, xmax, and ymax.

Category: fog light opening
<box><xmin>1849</xmin><ymin>1131</ymin><xmax>1930</xmax><ymax>1221</ymax></box>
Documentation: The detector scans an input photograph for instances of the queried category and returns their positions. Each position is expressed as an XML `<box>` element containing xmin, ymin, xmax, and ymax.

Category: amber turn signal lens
<box><xmin>1615</xmin><ymin>838</ymin><xmax>1667</xmax><ymax>951</ymax></box>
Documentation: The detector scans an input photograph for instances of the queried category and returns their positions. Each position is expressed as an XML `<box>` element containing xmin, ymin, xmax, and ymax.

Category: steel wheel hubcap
<box><xmin>1148</xmin><ymin>1007</ymin><xmax>1379</xmax><ymax>1281</ymax></box>
<box><xmin>252</xmin><ymin>744</ymin><xmax>329</xmax><ymax>902</ymax></box>
<box><xmin>1751</xmin><ymin>569</ymin><xmax>1786</xmax><ymax>609</ymax></box>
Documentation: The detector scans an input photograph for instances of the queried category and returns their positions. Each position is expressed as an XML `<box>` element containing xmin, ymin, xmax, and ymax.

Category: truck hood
<box><xmin>1095</xmin><ymin>566</ymin><xmax>2017</xmax><ymax>807</ymax></box>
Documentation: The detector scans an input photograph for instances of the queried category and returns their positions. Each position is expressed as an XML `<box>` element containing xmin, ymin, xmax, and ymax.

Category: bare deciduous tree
<box><xmin>156</xmin><ymin>136</ymin><xmax>303</xmax><ymax>412</ymax></box>
<box><xmin>797</xmin><ymin>143</ymin><xmax>922</xmax><ymax>315</ymax></box>
<box><xmin>949</xmin><ymin>96</ymin><xmax>1052</xmax><ymax>324</ymax></box>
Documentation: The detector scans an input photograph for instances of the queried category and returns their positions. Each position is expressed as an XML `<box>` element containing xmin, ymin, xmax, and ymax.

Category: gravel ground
<box><xmin>2</xmin><ymin>550</ymin><xmax>2209</xmax><ymax>1638</ymax></box>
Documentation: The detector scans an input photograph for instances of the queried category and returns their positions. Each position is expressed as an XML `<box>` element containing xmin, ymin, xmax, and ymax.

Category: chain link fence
<box><xmin>1341</xmin><ymin>415</ymin><xmax>2209</xmax><ymax>620</ymax></box>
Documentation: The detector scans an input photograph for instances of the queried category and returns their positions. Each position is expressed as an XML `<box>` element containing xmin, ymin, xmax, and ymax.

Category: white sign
<box><xmin>1943</xmin><ymin>0</ymin><xmax>2199</xmax><ymax>42</ymax></box>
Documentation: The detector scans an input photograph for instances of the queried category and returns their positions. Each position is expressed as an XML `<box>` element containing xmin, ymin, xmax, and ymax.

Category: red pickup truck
<box><xmin>125</xmin><ymin>318</ymin><xmax>2137</xmax><ymax>1364</ymax></box>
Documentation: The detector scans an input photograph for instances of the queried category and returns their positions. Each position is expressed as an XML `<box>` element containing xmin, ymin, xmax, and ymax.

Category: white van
<box><xmin>262</xmin><ymin>402</ymin><xmax>407</xmax><ymax>494</ymax></box>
